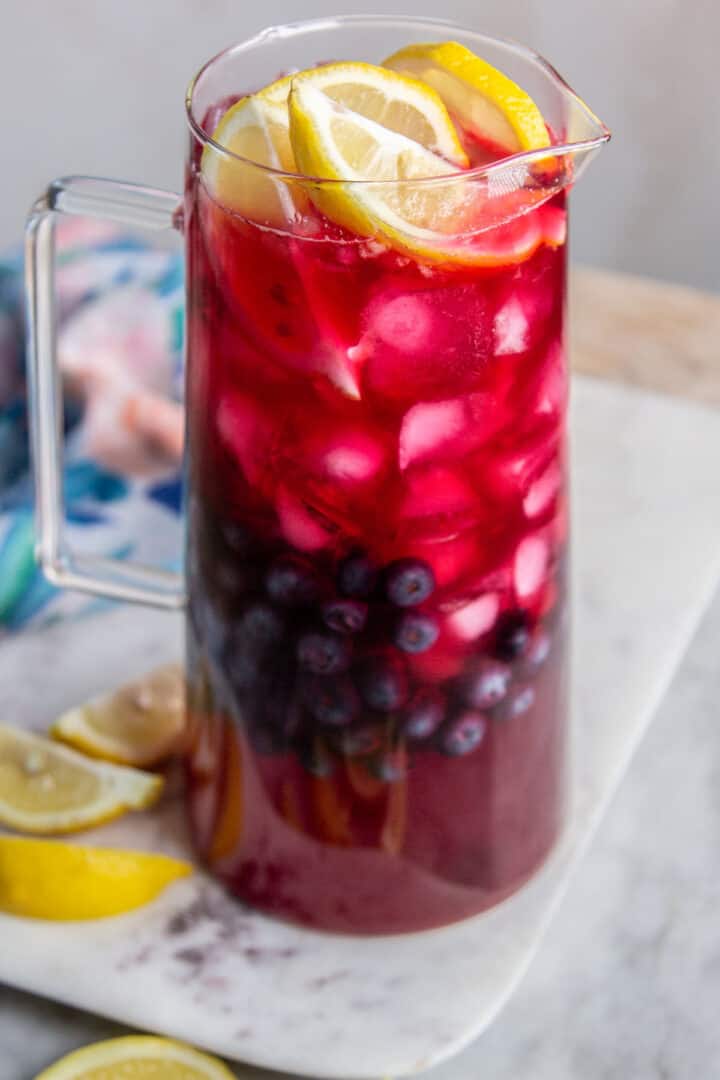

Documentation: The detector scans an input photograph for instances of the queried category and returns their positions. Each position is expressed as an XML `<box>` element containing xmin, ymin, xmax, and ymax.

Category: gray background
<box><xmin>1</xmin><ymin>0</ymin><xmax>718</xmax><ymax>290</ymax></box>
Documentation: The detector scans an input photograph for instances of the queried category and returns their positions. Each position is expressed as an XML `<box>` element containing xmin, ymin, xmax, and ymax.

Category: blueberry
<box><xmin>385</xmin><ymin>559</ymin><xmax>436</xmax><ymax>608</ymax></box>
<box><xmin>297</xmin><ymin>632</ymin><xmax>351</xmax><ymax>675</ymax></box>
<box><xmin>220</xmin><ymin>520</ymin><xmax>252</xmax><ymax>555</ymax></box>
<box><xmin>401</xmin><ymin>688</ymin><xmax>445</xmax><ymax>740</ymax></box>
<box><xmin>370</xmin><ymin>749</ymin><xmax>407</xmax><ymax>783</ymax></box>
<box><xmin>224</xmin><ymin>603</ymin><xmax>285</xmax><ymax>690</ymax></box>
<box><xmin>497</xmin><ymin>685</ymin><xmax>535</xmax><ymax>721</ymax></box>
<box><xmin>462</xmin><ymin>660</ymin><xmax>511</xmax><ymax>709</ymax></box>
<box><xmin>214</xmin><ymin>559</ymin><xmax>249</xmax><ymax>598</ymax></box>
<box><xmin>266</xmin><ymin>555</ymin><xmax>321</xmax><ymax>607</ymax></box>
<box><xmin>300</xmin><ymin>674</ymin><xmax>360</xmax><ymax>727</ymax></box>
<box><xmin>441</xmin><ymin>711</ymin><xmax>488</xmax><ymax>757</ymax></box>
<box><xmin>189</xmin><ymin>592</ymin><xmax>226</xmax><ymax>660</ymax></box>
<box><xmin>335</xmin><ymin>723</ymin><xmax>384</xmax><ymax>757</ymax></box>
<box><xmin>522</xmin><ymin>628</ymin><xmax>552</xmax><ymax>672</ymax></box>
<box><xmin>337</xmin><ymin>552</ymin><xmax>379</xmax><ymax>599</ymax></box>
<box><xmin>297</xmin><ymin>737</ymin><xmax>336</xmax><ymax>778</ymax></box>
<box><xmin>357</xmin><ymin>652</ymin><xmax>409</xmax><ymax>711</ymax></box>
<box><xmin>493</xmin><ymin>609</ymin><xmax>532</xmax><ymax>661</ymax></box>
<box><xmin>241</xmin><ymin>602</ymin><xmax>285</xmax><ymax>648</ymax></box>
<box><xmin>322</xmin><ymin>598</ymin><xmax>368</xmax><ymax>635</ymax></box>
<box><xmin>392</xmin><ymin>611</ymin><xmax>439</xmax><ymax>654</ymax></box>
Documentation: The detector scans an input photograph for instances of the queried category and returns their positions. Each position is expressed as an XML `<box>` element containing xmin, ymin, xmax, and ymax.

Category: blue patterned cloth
<box><xmin>0</xmin><ymin>224</ymin><xmax>185</xmax><ymax>631</ymax></box>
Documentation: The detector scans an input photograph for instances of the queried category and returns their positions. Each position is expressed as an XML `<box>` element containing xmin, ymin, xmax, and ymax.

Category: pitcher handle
<box><xmin>25</xmin><ymin>175</ymin><xmax>186</xmax><ymax>609</ymax></box>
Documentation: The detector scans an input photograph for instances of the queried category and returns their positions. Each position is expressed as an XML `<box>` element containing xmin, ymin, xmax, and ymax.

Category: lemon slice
<box><xmin>0</xmin><ymin>837</ymin><xmax>191</xmax><ymax>920</ymax></box>
<box><xmin>383</xmin><ymin>41</ymin><xmax>551</xmax><ymax>153</ymax></box>
<box><xmin>0</xmin><ymin>724</ymin><xmax>163</xmax><ymax>834</ymax></box>
<box><xmin>52</xmin><ymin>664</ymin><xmax>185</xmax><ymax>768</ymax></box>
<box><xmin>263</xmin><ymin>61</ymin><xmax>468</xmax><ymax>166</ymax></box>
<box><xmin>289</xmin><ymin>81</ymin><xmax>471</xmax><ymax>258</ymax></box>
<box><xmin>33</xmin><ymin>1037</ymin><xmax>234</xmax><ymax>1080</ymax></box>
<box><xmin>202</xmin><ymin>95</ymin><xmax>301</xmax><ymax>226</ymax></box>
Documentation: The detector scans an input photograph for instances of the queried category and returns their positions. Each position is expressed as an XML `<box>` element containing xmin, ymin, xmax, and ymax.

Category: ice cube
<box><xmin>217</xmin><ymin>391</ymin><xmax>271</xmax><ymax>488</ymax></box>
<box><xmin>446</xmin><ymin>593</ymin><xmax>500</xmax><ymax>641</ymax></box>
<box><xmin>398</xmin><ymin>399</ymin><xmax>468</xmax><ymax>470</ymax></box>
<box><xmin>405</xmin><ymin>531</ymin><xmax>480</xmax><ymax>589</ymax></box>
<box><xmin>514</xmin><ymin>535</ymin><xmax>549</xmax><ymax>600</ymax></box>
<box><xmin>310</xmin><ymin>428</ymin><xmax>386</xmax><ymax>484</ymax></box>
<box><xmin>494</xmin><ymin>295</ymin><xmax>530</xmax><ymax>356</ymax></box>
<box><xmin>535</xmin><ymin>340</ymin><xmax>566</xmax><ymax>418</ymax></box>
<box><xmin>490</xmin><ymin>432</ymin><xmax>558</xmax><ymax>504</ymax></box>
<box><xmin>493</xmin><ymin>251</ymin><xmax>559</xmax><ymax>358</ymax></box>
<box><xmin>523</xmin><ymin>461</ymin><xmax>562</xmax><ymax>519</ymax></box>
<box><xmin>400</xmin><ymin>467</ymin><xmax>476</xmax><ymax>526</ymax></box>
<box><xmin>362</xmin><ymin>282</ymin><xmax>492</xmax><ymax>402</ymax></box>
<box><xmin>276</xmin><ymin>486</ymin><xmax>334</xmax><ymax>552</ymax></box>
<box><xmin>371</xmin><ymin>293</ymin><xmax>435</xmax><ymax>354</ymax></box>
<box><xmin>399</xmin><ymin>394</ymin><xmax>505</xmax><ymax>471</ymax></box>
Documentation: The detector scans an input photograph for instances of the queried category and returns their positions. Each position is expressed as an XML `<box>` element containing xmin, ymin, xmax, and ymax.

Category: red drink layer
<box><xmin>184</xmin><ymin>119</ymin><xmax>568</xmax><ymax>933</ymax></box>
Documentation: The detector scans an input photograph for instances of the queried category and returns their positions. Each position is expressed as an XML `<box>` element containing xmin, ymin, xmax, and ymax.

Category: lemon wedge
<box><xmin>0</xmin><ymin>837</ymin><xmax>191</xmax><ymax>920</ymax></box>
<box><xmin>51</xmin><ymin>664</ymin><xmax>186</xmax><ymax>768</ymax></box>
<box><xmin>288</xmin><ymin>81</ymin><xmax>471</xmax><ymax>258</ymax></box>
<box><xmin>264</xmin><ymin>61</ymin><xmax>468</xmax><ymax>166</ymax></box>
<box><xmin>202</xmin><ymin>94</ymin><xmax>302</xmax><ymax>226</ymax></box>
<box><xmin>0</xmin><ymin>724</ymin><xmax>162</xmax><ymax>834</ymax></box>
<box><xmin>32</xmin><ymin>1037</ymin><xmax>233</xmax><ymax>1080</ymax></box>
<box><xmin>383</xmin><ymin>41</ymin><xmax>550</xmax><ymax>154</ymax></box>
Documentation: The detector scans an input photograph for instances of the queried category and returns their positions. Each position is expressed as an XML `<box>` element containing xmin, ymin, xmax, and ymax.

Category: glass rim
<box><xmin>184</xmin><ymin>13</ymin><xmax>611</xmax><ymax>189</ymax></box>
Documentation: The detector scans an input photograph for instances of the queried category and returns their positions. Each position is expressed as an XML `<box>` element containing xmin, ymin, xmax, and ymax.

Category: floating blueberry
<box><xmin>385</xmin><ymin>558</ymin><xmax>436</xmax><ymax>608</ymax></box>
<box><xmin>322</xmin><ymin>598</ymin><xmax>368</xmax><ymax>635</ymax></box>
<box><xmin>441</xmin><ymin>711</ymin><xmax>488</xmax><ymax>757</ymax></box>
<box><xmin>297</xmin><ymin>632</ymin><xmax>351</xmax><ymax>674</ymax></box>
<box><xmin>266</xmin><ymin>555</ymin><xmax>321</xmax><ymax>607</ymax></box>
<box><xmin>461</xmin><ymin>660</ymin><xmax>511</xmax><ymax>709</ymax></box>
<box><xmin>301</xmin><ymin>674</ymin><xmax>360</xmax><ymax>727</ymax></box>
<box><xmin>522</xmin><ymin>628</ymin><xmax>552</xmax><ymax>672</ymax></box>
<box><xmin>493</xmin><ymin>609</ymin><xmax>532</xmax><ymax>661</ymax></box>
<box><xmin>337</xmin><ymin>552</ymin><xmax>379</xmax><ymax>598</ymax></box>
<box><xmin>392</xmin><ymin>611</ymin><xmax>440</xmax><ymax>654</ymax></box>
<box><xmin>357</xmin><ymin>652</ymin><xmax>409</xmax><ymax>711</ymax></box>
<box><xmin>497</xmin><ymin>685</ymin><xmax>536</xmax><ymax>721</ymax></box>
<box><xmin>224</xmin><ymin>603</ymin><xmax>285</xmax><ymax>690</ymax></box>
<box><xmin>241</xmin><ymin>602</ymin><xmax>286</xmax><ymax>648</ymax></box>
<box><xmin>220</xmin><ymin>519</ymin><xmax>252</xmax><ymax>555</ymax></box>
<box><xmin>401</xmin><ymin>687</ymin><xmax>445</xmax><ymax>740</ymax></box>
<box><xmin>370</xmin><ymin>749</ymin><xmax>407</xmax><ymax>783</ymax></box>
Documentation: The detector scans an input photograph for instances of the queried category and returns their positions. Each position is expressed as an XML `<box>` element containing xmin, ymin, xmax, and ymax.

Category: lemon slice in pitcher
<box><xmin>0</xmin><ymin>724</ymin><xmax>162</xmax><ymax>834</ymax></box>
<box><xmin>0</xmin><ymin>837</ymin><xmax>191</xmax><ymax>920</ymax></box>
<box><xmin>202</xmin><ymin>94</ymin><xmax>302</xmax><ymax>226</ymax></box>
<box><xmin>383</xmin><ymin>41</ymin><xmax>551</xmax><ymax>153</ymax></box>
<box><xmin>263</xmin><ymin>61</ymin><xmax>468</xmax><ymax>166</ymax></box>
<box><xmin>288</xmin><ymin>80</ymin><xmax>471</xmax><ymax>259</ymax></box>
<box><xmin>51</xmin><ymin>664</ymin><xmax>185</xmax><ymax>768</ymax></box>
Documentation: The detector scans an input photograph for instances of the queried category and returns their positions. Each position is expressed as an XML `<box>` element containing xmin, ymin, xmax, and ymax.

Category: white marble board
<box><xmin>1</xmin><ymin>376</ymin><xmax>719</xmax><ymax>1079</ymax></box>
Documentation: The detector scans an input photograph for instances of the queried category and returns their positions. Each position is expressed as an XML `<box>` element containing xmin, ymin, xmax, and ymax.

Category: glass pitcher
<box><xmin>26</xmin><ymin>16</ymin><xmax>609</xmax><ymax>934</ymax></box>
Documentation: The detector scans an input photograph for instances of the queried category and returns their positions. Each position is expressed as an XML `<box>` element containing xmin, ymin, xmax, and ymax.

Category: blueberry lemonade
<box><xmin>185</xmin><ymin>43</ymin><xmax>569</xmax><ymax>933</ymax></box>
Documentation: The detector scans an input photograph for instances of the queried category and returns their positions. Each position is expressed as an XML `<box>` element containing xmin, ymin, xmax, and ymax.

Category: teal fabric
<box><xmin>0</xmin><ymin>231</ymin><xmax>185</xmax><ymax>631</ymax></box>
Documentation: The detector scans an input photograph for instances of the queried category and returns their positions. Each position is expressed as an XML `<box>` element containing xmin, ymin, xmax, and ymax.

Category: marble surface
<box><xmin>1</xmin><ymin>376</ymin><xmax>720</xmax><ymax>1079</ymax></box>
<box><xmin>4</xmin><ymin>577</ymin><xmax>720</xmax><ymax>1080</ymax></box>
